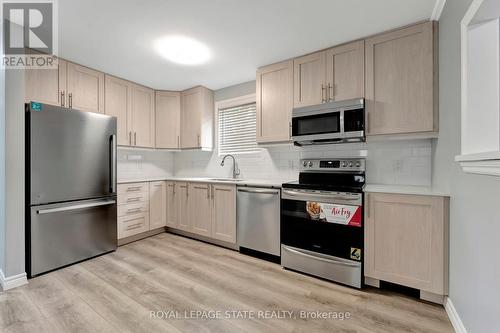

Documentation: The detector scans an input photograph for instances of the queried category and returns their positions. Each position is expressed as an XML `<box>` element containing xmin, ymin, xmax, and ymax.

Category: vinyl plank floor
<box><xmin>0</xmin><ymin>232</ymin><xmax>454</xmax><ymax>333</ymax></box>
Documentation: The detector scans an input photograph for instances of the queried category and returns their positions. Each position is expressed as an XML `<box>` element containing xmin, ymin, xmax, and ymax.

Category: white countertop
<box><xmin>117</xmin><ymin>176</ymin><xmax>290</xmax><ymax>188</ymax></box>
<box><xmin>364</xmin><ymin>184</ymin><xmax>450</xmax><ymax>197</ymax></box>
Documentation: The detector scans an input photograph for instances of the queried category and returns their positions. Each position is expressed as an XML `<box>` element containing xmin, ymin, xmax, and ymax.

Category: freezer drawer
<box><xmin>28</xmin><ymin>197</ymin><xmax>117</xmax><ymax>277</ymax></box>
<box><xmin>237</xmin><ymin>187</ymin><xmax>280</xmax><ymax>256</ymax></box>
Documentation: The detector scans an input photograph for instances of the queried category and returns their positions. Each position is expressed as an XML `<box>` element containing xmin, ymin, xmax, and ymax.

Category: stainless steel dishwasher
<box><xmin>237</xmin><ymin>186</ymin><xmax>281</xmax><ymax>256</ymax></box>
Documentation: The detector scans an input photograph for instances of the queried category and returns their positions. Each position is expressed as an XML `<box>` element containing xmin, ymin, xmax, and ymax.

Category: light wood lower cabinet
<box><xmin>149</xmin><ymin>181</ymin><xmax>167</xmax><ymax>229</ymax></box>
<box><xmin>117</xmin><ymin>183</ymin><xmax>150</xmax><ymax>239</ymax></box>
<box><xmin>211</xmin><ymin>184</ymin><xmax>236</xmax><ymax>243</ymax></box>
<box><xmin>365</xmin><ymin>192</ymin><xmax>449</xmax><ymax>295</ymax></box>
<box><xmin>167</xmin><ymin>181</ymin><xmax>236</xmax><ymax>245</ymax></box>
<box><xmin>166</xmin><ymin>181</ymin><xmax>178</xmax><ymax>228</ymax></box>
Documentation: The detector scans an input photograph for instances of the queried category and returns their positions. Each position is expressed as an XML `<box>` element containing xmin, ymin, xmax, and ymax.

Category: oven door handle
<box><xmin>283</xmin><ymin>246</ymin><xmax>360</xmax><ymax>267</ymax></box>
<box><xmin>282</xmin><ymin>189</ymin><xmax>360</xmax><ymax>201</ymax></box>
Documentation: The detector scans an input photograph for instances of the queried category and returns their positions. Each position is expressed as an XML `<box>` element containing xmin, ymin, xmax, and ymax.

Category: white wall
<box><xmin>436</xmin><ymin>0</ymin><xmax>500</xmax><ymax>331</ymax></box>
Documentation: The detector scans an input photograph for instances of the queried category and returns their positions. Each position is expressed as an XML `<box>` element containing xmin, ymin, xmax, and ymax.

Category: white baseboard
<box><xmin>444</xmin><ymin>297</ymin><xmax>468</xmax><ymax>333</ymax></box>
<box><xmin>0</xmin><ymin>269</ymin><xmax>28</xmax><ymax>291</ymax></box>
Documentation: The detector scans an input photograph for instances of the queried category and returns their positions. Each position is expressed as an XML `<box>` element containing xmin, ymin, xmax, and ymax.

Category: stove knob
<box><xmin>342</xmin><ymin>161</ymin><xmax>347</xmax><ymax>167</ymax></box>
<box><xmin>356</xmin><ymin>161</ymin><xmax>360</xmax><ymax>167</ymax></box>
<box><xmin>349</xmin><ymin>161</ymin><xmax>353</xmax><ymax>167</ymax></box>
<box><xmin>308</xmin><ymin>161</ymin><xmax>313</xmax><ymax>167</ymax></box>
<box><xmin>303</xmin><ymin>161</ymin><xmax>307</xmax><ymax>167</ymax></box>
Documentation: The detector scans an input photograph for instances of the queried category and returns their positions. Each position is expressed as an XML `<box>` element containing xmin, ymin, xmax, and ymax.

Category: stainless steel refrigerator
<box><xmin>26</xmin><ymin>102</ymin><xmax>117</xmax><ymax>277</ymax></box>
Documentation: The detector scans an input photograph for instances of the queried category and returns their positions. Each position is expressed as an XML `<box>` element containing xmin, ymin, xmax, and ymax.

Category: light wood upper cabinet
<box><xmin>176</xmin><ymin>182</ymin><xmax>190</xmax><ymax>232</ymax></box>
<box><xmin>166</xmin><ymin>181</ymin><xmax>178</xmax><ymax>228</ymax></box>
<box><xmin>325</xmin><ymin>40</ymin><xmax>364</xmax><ymax>101</ymax></box>
<box><xmin>181</xmin><ymin>86</ymin><xmax>214</xmax><ymax>149</ymax></box>
<box><xmin>25</xmin><ymin>59</ymin><xmax>67</xmax><ymax>106</ymax></box>
<box><xmin>293</xmin><ymin>51</ymin><xmax>326</xmax><ymax>108</ymax></box>
<box><xmin>66</xmin><ymin>62</ymin><xmax>105</xmax><ymax>113</ymax></box>
<box><xmin>365</xmin><ymin>22</ymin><xmax>438</xmax><ymax>136</ymax></box>
<box><xmin>105</xmin><ymin>75</ymin><xmax>131</xmax><ymax>146</ymax></box>
<box><xmin>188</xmin><ymin>182</ymin><xmax>212</xmax><ymax>237</ymax></box>
<box><xmin>149</xmin><ymin>181</ymin><xmax>167</xmax><ymax>230</ymax></box>
<box><xmin>130</xmin><ymin>83</ymin><xmax>155</xmax><ymax>148</ymax></box>
<box><xmin>256</xmin><ymin>60</ymin><xmax>294</xmax><ymax>143</ymax></box>
<box><xmin>365</xmin><ymin>192</ymin><xmax>449</xmax><ymax>295</ymax></box>
<box><xmin>156</xmin><ymin>91</ymin><xmax>180</xmax><ymax>149</ymax></box>
<box><xmin>211</xmin><ymin>184</ymin><xmax>236</xmax><ymax>243</ymax></box>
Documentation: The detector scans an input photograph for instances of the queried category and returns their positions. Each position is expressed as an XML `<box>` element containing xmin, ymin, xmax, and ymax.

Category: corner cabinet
<box><xmin>365</xmin><ymin>192</ymin><xmax>449</xmax><ymax>300</ymax></box>
<box><xmin>256</xmin><ymin>60</ymin><xmax>293</xmax><ymax>143</ymax></box>
<box><xmin>180</xmin><ymin>86</ymin><xmax>214</xmax><ymax>149</ymax></box>
<box><xmin>156</xmin><ymin>91</ymin><xmax>181</xmax><ymax>149</ymax></box>
<box><xmin>365</xmin><ymin>22</ymin><xmax>438</xmax><ymax>137</ymax></box>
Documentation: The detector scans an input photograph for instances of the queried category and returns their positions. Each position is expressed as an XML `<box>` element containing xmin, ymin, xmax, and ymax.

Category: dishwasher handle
<box><xmin>237</xmin><ymin>187</ymin><xmax>280</xmax><ymax>195</ymax></box>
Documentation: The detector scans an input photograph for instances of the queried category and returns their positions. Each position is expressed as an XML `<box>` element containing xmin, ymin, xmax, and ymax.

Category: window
<box><xmin>218</xmin><ymin>100</ymin><xmax>260</xmax><ymax>155</ymax></box>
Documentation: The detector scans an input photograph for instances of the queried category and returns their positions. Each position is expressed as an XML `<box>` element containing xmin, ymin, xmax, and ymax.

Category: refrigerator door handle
<box><xmin>109</xmin><ymin>134</ymin><xmax>117</xmax><ymax>194</ymax></box>
<box><xmin>37</xmin><ymin>199</ymin><xmax>116</xmax><ymax>215</ymax></box>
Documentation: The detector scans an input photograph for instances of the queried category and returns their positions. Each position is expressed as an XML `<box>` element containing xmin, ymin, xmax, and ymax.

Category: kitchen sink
<box><xmin>209</xmin><ymin>178</ymin><xmax>244</xmax><ymax>182</ymax></box>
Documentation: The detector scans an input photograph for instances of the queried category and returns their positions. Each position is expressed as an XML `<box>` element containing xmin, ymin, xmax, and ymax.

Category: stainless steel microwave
<box><xmin>292</xmin><ymin>98</ymin><xmax>365</xmax><ymax>146</ymax></box>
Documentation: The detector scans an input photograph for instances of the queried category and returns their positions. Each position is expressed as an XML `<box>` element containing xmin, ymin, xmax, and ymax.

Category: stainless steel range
<box><xmin>281</xmin><ymin>158</ymin><xmax>365</xmax><ymax>288</ymax></box>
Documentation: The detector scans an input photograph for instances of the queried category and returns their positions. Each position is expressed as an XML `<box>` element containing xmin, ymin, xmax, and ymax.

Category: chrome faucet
<box><xmin>220</xmin><ymin>154</ymin><xmax>240</xmax><ymax>179</ymax></box>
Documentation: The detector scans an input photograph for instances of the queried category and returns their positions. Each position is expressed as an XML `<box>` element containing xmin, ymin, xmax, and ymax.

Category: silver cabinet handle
<box><xmin>68</xmin><ymin>93</ymin><xmax>72</xmax><ymax>108</ymax></box>
<box><xmin>321</xmin><ymin>84</ymin><xmax>326</xmax><ymax>103</ymax></box>
<box><xmin>129</xmin><ymin>132</ymin><xmax>132</xmax><ymax>146</ymax></box>
<box><xmin>127</xmin><ymin>197</ymin><xmax>141</xmax><ymax>203</ymax></box>
<box><xmin>37</xmin><ymin>200</ymin><xmax>115</xmax><ymax>215</ymax></box>
<box><xmin>237</xmin><ymin>188</ymin><xmax>279</xmax><ymax>195</ymax></box>
<box><xmin>197</xmin><ymin>134</ymin><xmax>200</xmax><ymax>147</ymax></box>
<box><xmin>328</xmin><ymin>83</ymin><xmax>334</xmax><ymax>102</ymax></box>
<box><xmin>177</xmin><ymin>135</ymin><xmax>180</xmax><ymax>148</ymax></box>
<box><xmin>288</xmin><ymin>121</ymin><xmax>292</xmax><ymax>138</ymax></box>
<box><xmin>206</xmin><ymin>185</ymin><xmax>210</xmax><ymax>199</ymax></box>
<box><xmin>134</xmin><ymin>132</ymin><xmax>137</xmax><ymax>146</ymax></box>
<box><xmin>109</xmin><ymin>134</ymin><xmax>117</xmax><ymax>194</ymax></box>
<box><xmin>126</xmin><ymin>208</ymin><xmax>142</xmax><ymax>214</ymax></box>
<box><xmin>126</xmin><ymin>186</ymin><xmax>142</xmax><ymax>192</ymax></box>
<box><xmin>211</xmin><ymin>185</ymin><xmax>214</xmax><ymax>199</ymax></box>
<box><xmin>60</xmin><ymin>91</ymin><xmax>65</xmax><ymax>107</ymax></box>
<box><xmin>125</xmin><ymin>222</ymin><xmax>143</xmax><ymax>231</ymax></box>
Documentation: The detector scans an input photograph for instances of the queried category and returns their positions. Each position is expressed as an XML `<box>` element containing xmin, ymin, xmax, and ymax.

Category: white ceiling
<box><xmin>59</xmin><ymin>0</ymin><xmax>438</xmax><ymax>91</ymax></box>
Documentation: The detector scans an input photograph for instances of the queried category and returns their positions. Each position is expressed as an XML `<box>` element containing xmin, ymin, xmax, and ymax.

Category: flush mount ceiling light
<box><xmin>154</xmin><ymin>35</ymin><xmax>211</xmax><ymax>65</ymax></box>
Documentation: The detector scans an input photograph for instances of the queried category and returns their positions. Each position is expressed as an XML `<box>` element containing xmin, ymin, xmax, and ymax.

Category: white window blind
<box><xmin>218</xmin><ymin>102</ymin><xmax>260</xmax><ymax>155</ymax></box>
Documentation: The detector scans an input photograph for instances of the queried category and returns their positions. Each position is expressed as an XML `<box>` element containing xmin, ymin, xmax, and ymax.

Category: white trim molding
<box><xmin>455</xmin><ymin>151</ymin><xmax>500</xmax><ymax>176</ymax></box>
<box><xmin>444</xmin><ymin>297</ymin><xmax>468</xmax><ymax>333</ymax></box>
<box><xmin>431</xmin><ymin>0</ymin><xmax>447</xmax><ymax>20</ymax></box>
<box><xmin>0</xmin><ymin>270</ymin><xmax>28</xmax><ymax>291</ymax></box>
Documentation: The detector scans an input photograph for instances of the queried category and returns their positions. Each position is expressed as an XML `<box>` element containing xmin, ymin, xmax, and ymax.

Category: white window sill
<box><xmin>455</xmin><ymin>151</ymin><xmax>500</xmax><ymax>176</ymax></box>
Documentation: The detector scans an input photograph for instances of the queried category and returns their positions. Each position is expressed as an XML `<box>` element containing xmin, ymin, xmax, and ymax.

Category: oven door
<box><xmin>292</xmin><ymin>110</ymin><xmax>342</xmax><ymax>142</ymax></box>
<box><xmin>281</xmin><ymin>189</ymin><xmax>363</xmax><ymax>262</ymax></box>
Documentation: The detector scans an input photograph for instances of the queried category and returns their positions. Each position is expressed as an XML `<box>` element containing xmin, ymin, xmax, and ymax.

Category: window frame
<box><xmin>456</xmin><ymin>0</ymin><xmax>500</xmax><ymax>176</ymax></box>
<box><xmin>215</xmin><ymin>93</ymin><xmax>261</xmax><ymax>156</ymax></box>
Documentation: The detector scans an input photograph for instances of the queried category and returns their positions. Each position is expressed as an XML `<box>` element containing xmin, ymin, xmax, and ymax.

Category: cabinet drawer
<box><xmin>117</xmin><ymin>182</ymin><xmax>149</xmax><ymax>194</ymax></box>
<box><xmin>118</xmin><ymin>191</ymin><xmax>149</xmax><ymax>205</ymax></box>
<box><xmin>118</xmin><ymin>213</ymin><xmax>149</xmax><ymax>239</ymax></box>
<box><xmin>118</xmin><ymin>201</ymin><xmax>149</xmax><ymax>217</ymax></box>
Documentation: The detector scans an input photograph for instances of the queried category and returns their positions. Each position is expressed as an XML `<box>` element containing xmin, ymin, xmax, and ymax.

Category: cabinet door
<box><xmin>176</xmin><ymin>182</ymin><xmax>190</xmax><ymax>231</ymax></box>
<box><xmin>156</xmin><ymin>91</ymin><xmax>180</xmax><ymax>148</ymax></box>
<box><xmin>325</xmin><ymin>40</ymin><xmax>364</xmax><ymax>102</ymax></box>
<box><xmin>166</xmin><ymin>181</ymin><xmax>177</xmax><ymax>228</ymax></box>
<box><xmin>180</xmin><ymin>87</ymin><xmax>203</xmax><ymax>148</ymax></box>
<box><xmin>25</xmin><ymin>59</ymin><xmax>67</xmax><ymax>106</ymax></box>
<box><xmin>365</xmin><ymin>192</ymin><xmax>448</xmax><ymax>294</ymax></box>
<box><xmin>188</xmin><ymin>182</ymin><xmax>212</xmax><ymax>237</ymax></box>
<box><xmin>66</xmin><ymin>62</ymin><xmax>105</xmax><ymax>113</ymax></box>
<box><xmin>149</xmin><ymin>181</ymin><xmax>167</xmax><ymax>230</ymax></box>
<box><xmin>365</xmin><ymin>22</ymin><xmax>437</xmax><ymax>136</ymax></box>
<box><xmin>293</xmin><ymin>51</ymin><xmax>326</xmax><ymax>108</ymax></box>
<box><xmin>256</xmin><ymin>60</ymin><xmax>293</xmax><ymax>143</ymax></box>
<box><xmin>211</xmin><ymin>184</ymin><xmax>236</xmax><ymax>244</ymax></box>
<box><xmin>130</xmin><ymin>83</ymin><xmax>155</xmax><ymax>148</ymax></box>
<box><xmin>105</xmin><ymin>75</ymin><xmax>131</xmax><ymax>146</ymax></box>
